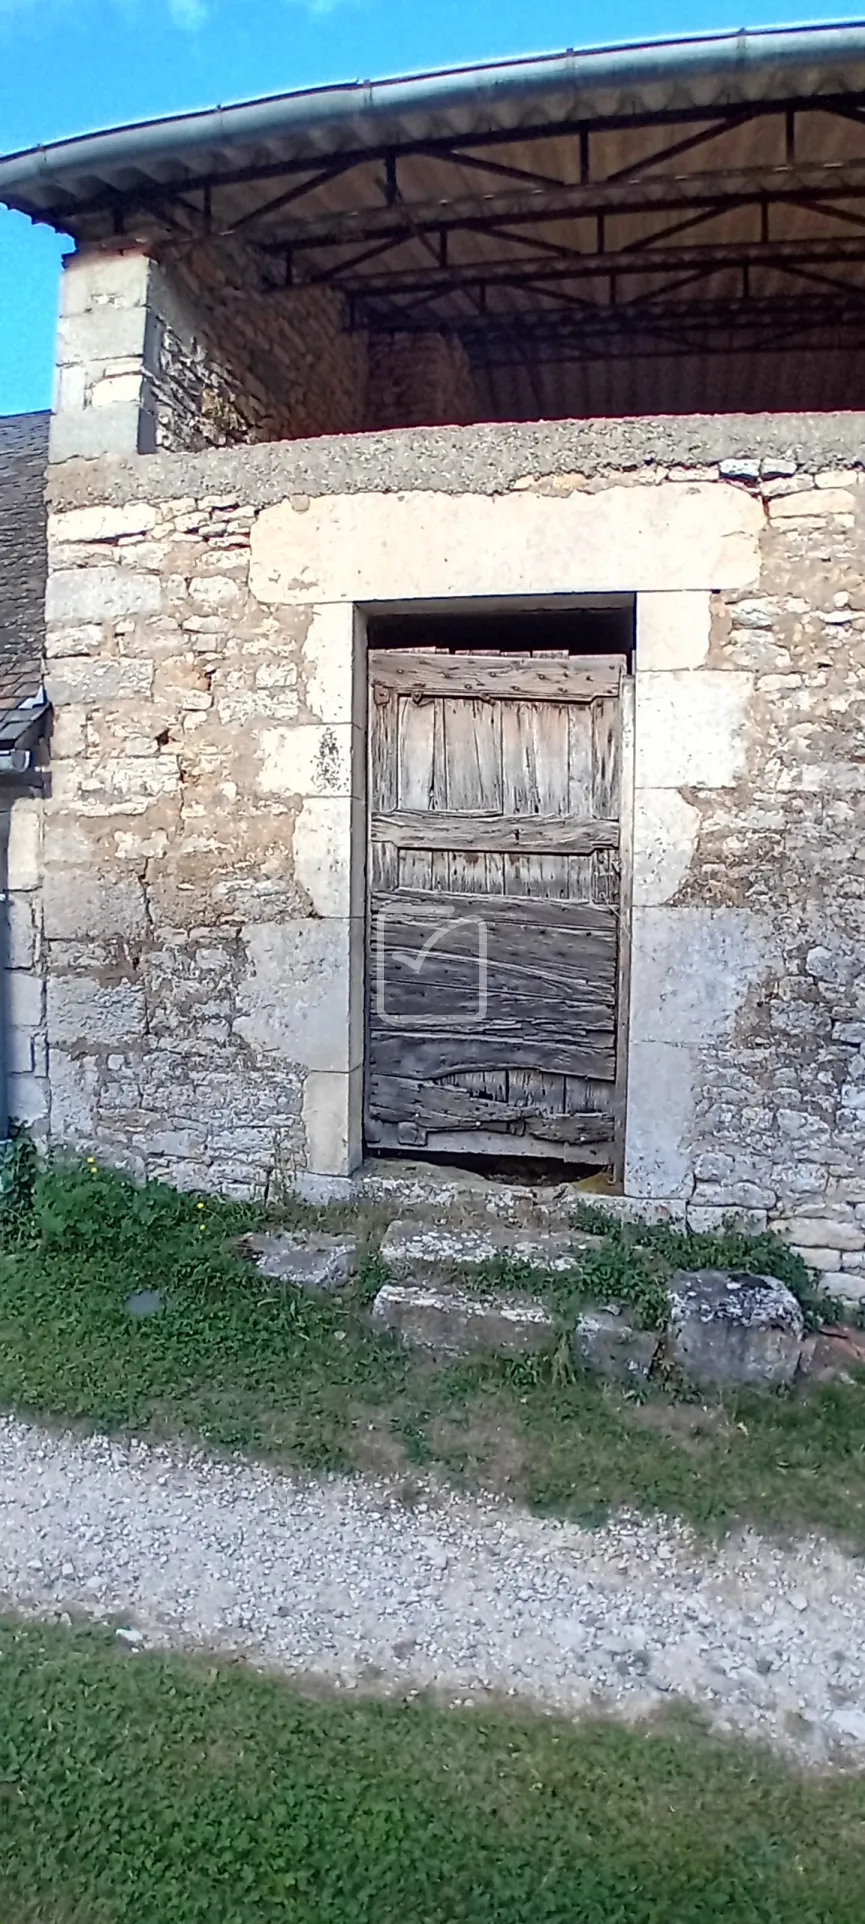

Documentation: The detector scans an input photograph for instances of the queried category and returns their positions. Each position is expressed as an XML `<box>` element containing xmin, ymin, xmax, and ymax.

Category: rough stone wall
<box><xmin>42</xmin><ymin>495</ymin><xmax>363</xmax><ymax>1197</ymax></box>
<box><xmin>366</xmin><ymin>332</ymin><xmax>477</xmax><ymax>429</ymax></box>
<box><xmin>152</xmin><ymin>243</ymin><xmax>368</xmax><ymax>449</ymax></box>
<box><xmin>4</xmin><ymin>791</ymin><xmax>47</xmax><ymax>1139</ymax></box>
<box><xmin>39</xmin><ymin>418</ymin><xmax>865</xmax><ymax>1293</ymax></box>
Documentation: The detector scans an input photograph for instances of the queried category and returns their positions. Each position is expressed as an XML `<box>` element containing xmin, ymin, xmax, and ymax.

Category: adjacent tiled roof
<box><xmin>0</xmin><ymin>411</ymin><xmax>48</xmax><ymax>722</ymax></box>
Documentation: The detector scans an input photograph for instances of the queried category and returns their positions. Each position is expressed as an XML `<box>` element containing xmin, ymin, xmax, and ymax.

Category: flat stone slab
<box><xmin>242</xmin><ymin>1232</ymin><xmax>356</xmax><ymax>1292</ymax></box>
<box><xmin>668</xmin><ymin>1268</ymin><xmax>804</xmax><ymax>1386</ymax></box>
<box><xmin>371</xmin><ymin>1282</ymin><xmax>556</xmax><ymax>1357</ymax></box>
<box><xmin>125</xmin><ymin>1290</ymin><xmax>163</xmax><ymax>1320</ymax></box>
<box><xmin>379</xmin><ymin>1218</ymin><xmax>595</xmax><ymax>1282</ymax></box>
<box><xmin>573</xmin><ymin>1307</ymin><xmax>661</xmax><ymax>1382</ymax></box>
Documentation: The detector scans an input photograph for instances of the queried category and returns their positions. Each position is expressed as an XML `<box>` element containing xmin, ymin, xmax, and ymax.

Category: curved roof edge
<box><xmin>4</xmin><ymin>20</ymin><xmax>865</xmax><ymax>219</ymax></box>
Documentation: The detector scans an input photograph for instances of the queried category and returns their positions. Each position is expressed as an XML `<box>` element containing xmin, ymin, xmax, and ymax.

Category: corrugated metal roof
<box><xmin>5</xmin><ymin>24</ymin><xmax>865</xmax><ymax>422</ymax></box>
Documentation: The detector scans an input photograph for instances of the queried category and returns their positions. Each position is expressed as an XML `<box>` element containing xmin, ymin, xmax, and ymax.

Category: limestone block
<box><xmin>632</xmin><ymin>788</ymin><xmax>699</xmax><ymax>906</ymax></box>
<box><xmin>668</xmin><ymin>1269</ymin><xmax>804</xmax><ymax>1386</ymax></box>
<box><xmin>49</xmin><ymin>1050</ymin><xmax>100</xmax><ymax>1137</ymax></box>
<box><xmin>189</xmin><ymin>575</ymin><xmax>244</xmax><ymax>611</ymax></box>
<box><xmin>7</xmin><ymin>799</ymin><xmax>42</xmax><ymax>891</ymax></box>
<box><xmin>687</xmin><ymin>1205</ymin><xmax>768</xmax><ymax>1232</ymax></box>
<box><xmin>7</xmin><ymin>971</ymin><xmax>43</xmax><ymax>1028</ymax></box>
<box><xmin>242</xmin><ymin>1231</ymin><xmax>357</xmax><ymax>1290</ymax></box>
<box><xmin>769</xmin><ymin>489</ymin><xmax>856</xmax><ymax>520</ymax></box>
<box><xmin>573</xmin><ymin>1307</ymin><xmax>661</xmax><ymax>1381</ymax></box>
<box><xmin>293</xmin><ymin>794</ymin><xmax>364</xmax><ymax>917</ymax></box>
<box><xmin>56</xmin><ymin>307</ymin><xmax>147</xmax><ymax>366</ymax></box>
<box><xmin>302</xmin><ymin>1066</ymin><xmax>362</xmax><ymax>1177</ymax></box>
<box><xmin>379</xmin><ymin>1219</ymin><xmax>588</xmax><ymax>1280</ymax></box>
<box><xmin>235</xmin><ymin>919</ymin><xmax>358</xmax><ymax>1072</ymax></box>
<box><xmin>251</xmin><ymin>483</ymin><xmax>763</xmax><ymax>605</ymax></box>
<box><xmin>91</xmin><ymin>373</ymin><xmax>142</xmax><ymax>408</ymax></box>
<box><xmin>53</xmin><ymin>754</ymin><xmax>179</xmax><ymax>817</ymax></box>
<box><xmin>8</xmin><ymin>1074</ymin><xmax>48</xmax><ymax>1126</ymax></box>
<box><xmin>6</xmin><ymin>896</ymin><xmax>35</xmax><ymax>970</ymax></box>
<box><xmin>636</xmin><ymin>592</ymin><xmax>711</xmax><ymax>670</ymax></box>
<box><xmin>775</xmin><ymin>1215</ymin><xmax>864</xmax><ymax>1252</ymax></box>
<box><xmin>46</xmin><ymin>658</ymin><xmax>154</xmax><ymax>705</ymax></box>
<box><xmin>300</xmin><ymin>604</ymin><xmax>361</xmax><ymax>725</ymax></box>
<box><xmin>46</xmin><ymin>567</ymin><xmax>161</xmax><ymax>624</ymax></box>
<box><xmin>59</xmin><ymin>249</ymin><xmax>151</xmax><ymax>317</ymax></box>
<box><xmin>7</xmin><ymin>1029</ymin><xmax>34</xmax><ymax>1075</ymax></box>
<box><xmin>50</xmin><ymin>503</ymin><xmax>157</xmax><ymax>545</ymax></box>
<box><xmin>48</xmin><ymin>977</ymin><xmax>147</xmax><ymax>1047</ymax></box>
<box><xmin>629</xmin><ymin>905</ymin><xmax>773</xmax><ymax>1048</ymax></box>
<box><xmin>50</xmin><ymin>709</ymin><xmax>88</xmax><ymax>758</ymax></box>
<box><xmin>635</xmin><ymin>669</ymin><xmax>753</xmax><ymax>788</ymax></box>
<box><xmin>256</xmin><ymin>723</ymin><xmax>359</xmax><ymax>799</ymax></box>
<box><xmin>828</xmin><ymin>1272</ymin><xmax>865</xmax><ymax>1303</ymax></box>
<box><xmin>49</xmin><ymin>403</ymin><xmax>147</xmax><ymax>462</ymax></box>
<box><xmin>44</xmin><ymin>870</ymin><xmax>148</xmax><ymax>941</ymax></box>
<box><xmin>371</xmin><ymin>1281</ymin><xmax>555</xmax><ymax>1356</ymax></box>
<box><xmin>45</xmin><ymin>623</ymin><xmax>104</xmax><ymax>659</ymax></box>
<box><xmin>624</xmin><ymin>1040</ymin><xmax>695</xmax><ymax>1199</ymax></box>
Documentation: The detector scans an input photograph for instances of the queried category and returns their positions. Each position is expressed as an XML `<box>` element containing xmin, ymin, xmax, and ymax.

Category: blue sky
<box><xmin>0</xmin><ymin>1</ymin><xmax>862</xmax><ymax>413</ymax></box>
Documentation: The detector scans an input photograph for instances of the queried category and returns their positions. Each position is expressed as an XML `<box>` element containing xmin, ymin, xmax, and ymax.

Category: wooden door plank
<box><xmin>369</xmin><ymin>811</ymin><xmax>619</xmax><ymax>854</ymax></box>
<box><xmin>368</xmin><ymin>1073</ymin><xmax>615</xmax><ymax>1142</ymax></box>
<box><xmin>369</xmin><ymin>651</ymin><xmax>622</xmax><ymax>700</ymax></box>
<box><xmin>368</xmin><ymin>685</ymin><xmax>398</xmax><ymax>892</ymax></box>
<box><xmin>397</xmin><ymin>693</ymin><xmax>447</xmax><ymax>894</ymax></box>
<box><xmin>369</xmin><ymin>1028</ymin><xmax>615</xmax><ymax>1083</ymax></box>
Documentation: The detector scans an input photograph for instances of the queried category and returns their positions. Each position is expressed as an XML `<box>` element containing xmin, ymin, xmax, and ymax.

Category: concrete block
<box><xmin>629</xmin><ymin>905</ymin><xmax>774</xmax><ymax>1047</ymax></box>
<box><xmin>631</xmin><ymin>788</ymin><xmax>700</xmax><ymax>906</ymax></box>
<box><xmin>48</xmin><ymin>977</ymin><xmax>147</xmax><ymax>1047</ymax></box>
<box><xmin>46</xmin><ymin>567</ymin><xmax>161</xmax><ymax>624</ymax></box>
<box><xmin>235</xmin><ymin>918</ymin><xmax>356</xmax><ymax>1072</ymax></box>
<box><xmin>46</xmin><ymin>657</ymin><xmax>154</xmax><ymax>705</ymax></box>
<box><xmin>635</xmin><ymin>669</ymin><xmax>753</xmax><ymax>788</ymax></box>
<box><xmin>251</xmin><ymin>482</ymin><xmax>763</xmax><ymax>604</ymax></box>
<box><xmin>624</xmin><ymin>1040</ymin><xmax>695</xmax><ymax>1199</ymax></box>
<box><xmin>7</xmin><ymin>799</ymin><xmax>42</xmax><ymax>891</ymax></box>
<box><xmin>302</xmin><ymin>1066</ymin><xmax>362</xmax><ymax>1176</ymax></box>
<box><xmin>636</xmin><ymin>591</ymin><xmax>711</xmax><ymax>670</ymax></box>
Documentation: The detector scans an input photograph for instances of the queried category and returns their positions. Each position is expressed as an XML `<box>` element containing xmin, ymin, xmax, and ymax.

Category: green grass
<box><xmin>1</xmin><ymin>1620</ymin><xmax>864</xmax><ymax>1924</ymax></box>
<box><xmin>2</xmin><ymin>1155</ymin><xmax>865</xmax><ymax>1541</ymax></box>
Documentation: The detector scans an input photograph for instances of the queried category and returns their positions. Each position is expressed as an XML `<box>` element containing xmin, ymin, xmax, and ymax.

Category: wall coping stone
<box><xmin>46</xmin><ymin>412</ymin><xmax>865</xmax><ymax>511</ymax></box>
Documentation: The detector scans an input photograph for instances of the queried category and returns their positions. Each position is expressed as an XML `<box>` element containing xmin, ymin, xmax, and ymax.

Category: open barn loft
<box><xmin>6</xmin><ymin>21</ymin><xmax>865</xmax><ymax>421</ymax></box>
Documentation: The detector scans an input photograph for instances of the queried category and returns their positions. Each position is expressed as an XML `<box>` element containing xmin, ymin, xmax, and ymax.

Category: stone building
<box><xmin>3</xmin><ymin>23</ymin><xmax>865</xmax><ymax>1293</ymax></box>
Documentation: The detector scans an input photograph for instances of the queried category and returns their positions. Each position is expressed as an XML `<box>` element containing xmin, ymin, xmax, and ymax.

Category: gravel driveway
<box><xmin>2</xmin><ymin>1414</ymin><xmax>865</xmax><ymax>1766</ymax></box>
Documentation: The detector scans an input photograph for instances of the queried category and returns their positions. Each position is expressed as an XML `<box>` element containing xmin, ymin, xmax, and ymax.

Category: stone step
<box><xmin>371</xmin><ymin>1282</ymin><xmax>556</xmax><ymax>1357</ymax></box>
<box><xmin>378</xmin><ymin>1218</ymin><xmax>601</xmax><ymax>1283</ymax></box>
<box><xmin>353</xmin><ymin>1158</ymin><xmax>614</xmax><ymax>1229</ymax></box>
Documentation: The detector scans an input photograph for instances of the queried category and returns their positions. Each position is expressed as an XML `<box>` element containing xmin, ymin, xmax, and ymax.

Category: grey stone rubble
<box><xmin>669</xmin><ymin>1269</ymin><xmax>805</xmax><ymax>1387</ymax></box>
<box><xmin>242</xmin><ymin>1232</ymin><xmax>357</xmax><ymax>1291</ymax></box>
<box><xmin>2</xmin><ymin>1414</ymin><xmax>865</xmax><ymax>1768</ymax></box>
<box><xmin>573</xmin><ymin>1308</ymin><xmax>661</xmax><ymax>1381</ymax></box>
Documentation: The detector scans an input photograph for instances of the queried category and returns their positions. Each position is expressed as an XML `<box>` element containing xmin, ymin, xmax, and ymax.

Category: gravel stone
<box><xmin>1</xmin><ymin>1415</ymin><xmax>864</xmax><ymax>1768</ymax></box>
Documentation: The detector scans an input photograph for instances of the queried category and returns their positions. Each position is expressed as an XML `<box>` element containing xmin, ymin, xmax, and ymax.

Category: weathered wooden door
<box><xmin>365</xmin><ymin>646</ymin><xmax>628</xmax><ymax>1164</ymax></box>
